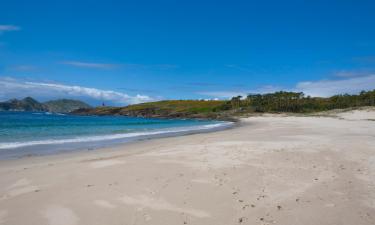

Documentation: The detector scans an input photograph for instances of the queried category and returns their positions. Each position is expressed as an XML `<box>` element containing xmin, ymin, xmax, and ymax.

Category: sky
<box><xmin>1</xmin><ymin>0</ymin><xmax>375</xmax><ymax>106</ymax></box>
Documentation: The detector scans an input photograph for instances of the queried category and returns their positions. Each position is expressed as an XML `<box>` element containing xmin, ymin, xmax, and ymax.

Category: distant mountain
<box><xmin>44</xmin><ymin>99</ymin><xmax>92</xmax><ymax>113</ymax></box>
<box><xmin>0</xmin><ymin>97</ymin><xmax>91</xmax><ymax>113</ymax></box>
<box><xmin>0</xmin><ymin>97</ymin><xmax>47</xmax><ymax>112</ymax></box>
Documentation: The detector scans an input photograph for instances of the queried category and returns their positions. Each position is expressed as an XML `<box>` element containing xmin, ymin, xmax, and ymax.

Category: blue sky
<box><xmin>1</xmin><ymin>0</ymin><xmax>375</xmax><ymax>105</ymax></box>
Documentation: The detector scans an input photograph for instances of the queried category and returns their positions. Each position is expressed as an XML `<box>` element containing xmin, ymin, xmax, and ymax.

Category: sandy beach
<box><xmin>1</xmin><ymin>109</ymin><xmax>375</xmax><ymax>225</ymax></box>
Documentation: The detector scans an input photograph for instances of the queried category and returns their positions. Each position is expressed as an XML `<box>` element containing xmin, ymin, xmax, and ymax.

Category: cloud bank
<box><xmin>295</xmin><ymin>74</ymin><xmax>375</xmax><ymax>97</ymax></box>
<box><xmin>0</xmin><ymin>77</ymin><xmax>155</xmax><ymax>105</ymax></box>
<box><xmin>200</xmin><ymin>75</ymin><xmax>375</xmax><ymax>99</ymax></box>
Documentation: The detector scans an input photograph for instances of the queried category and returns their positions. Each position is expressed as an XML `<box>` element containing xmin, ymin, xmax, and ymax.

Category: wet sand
<box><xmin>0</xmin><ymin>109</ymin><xmax>375</xmax><ymax>225</ymax></box>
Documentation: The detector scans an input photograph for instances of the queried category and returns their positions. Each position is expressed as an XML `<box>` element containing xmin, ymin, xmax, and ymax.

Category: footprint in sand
<box><xmin>41</xmin><ymin>205</ymin><xmax>79</xmax><ymax>225</ymax></box>
<box><xmin>89</xmin><ymin>160</ymin><xmax>125</xmax><ymax>169</ymax></box>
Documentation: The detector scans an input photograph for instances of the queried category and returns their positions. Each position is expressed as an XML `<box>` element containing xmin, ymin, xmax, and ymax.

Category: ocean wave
<box><xmin>0</xmin><ymin>122</ymin><xmax>233</xmax><ymax>150</ymax></box>
<box><xmin>32</xmin><ymin>112</ymin><xmax>66</xmax><ymax>116</ymax></box>
<box><xmin>54</xmin><ymin>113</ymin><xmax>66</xmax><ymax>116</ymax></box>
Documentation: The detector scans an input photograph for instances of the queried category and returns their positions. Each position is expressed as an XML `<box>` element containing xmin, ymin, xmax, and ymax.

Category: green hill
<box><xmin>73</xmin><ymin>100</ymin><xmax>230</xmax><ymax>119</ymax></box>
<box><xmin>72</xmin><ymin>89</ymin><xmax>375</xmax><ymax>119</ymax></box>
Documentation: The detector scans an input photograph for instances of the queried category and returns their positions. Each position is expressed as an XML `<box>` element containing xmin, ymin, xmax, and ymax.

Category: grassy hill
<box><xmin>73</xmin><ymin>100</ymin><xmax>231</xmax><ymax>119</ymax></box>
<box><xmin>72</xmin><ymin>90</ymin><xmax>375</xmax><ymax>119</ymax></box>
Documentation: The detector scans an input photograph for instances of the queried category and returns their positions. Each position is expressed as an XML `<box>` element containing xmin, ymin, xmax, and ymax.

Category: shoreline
<box><xmin>0</xmin><ymin>121</ymin><xmax>239</xmax><ymax>167</ymax></box>
<box><xmin>0</xmin><ymin>111</ymin><xmax>374</xmax><ymax>225</ymax></box>
<box><xmin>0</xmin><ymin>116</ymin><xmax>235</xmax><ymax>160</ymax></box>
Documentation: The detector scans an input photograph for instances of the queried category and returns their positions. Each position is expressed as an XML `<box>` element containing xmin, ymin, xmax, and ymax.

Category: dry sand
<box><xmin>1</xmin><ymin>109</ymin><xmax>375</xmax><ymax>225</ymax></box>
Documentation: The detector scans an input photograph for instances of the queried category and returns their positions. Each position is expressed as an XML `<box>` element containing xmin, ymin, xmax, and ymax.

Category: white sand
<box><xmin>0</xmin><ymin>109</ymin><xmax>375</xmax><ymax>225</ymax></box>
<box><xmin>337</xmin><ymin>108</ymin><xmax>375</xmax><ymax>121</ymax></box>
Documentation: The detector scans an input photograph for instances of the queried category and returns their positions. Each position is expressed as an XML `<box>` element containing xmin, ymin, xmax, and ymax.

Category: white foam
<box><xmin>0</xmin><ymin>122</ymin><xmax>233</xmax><ymax>150</ymax></box>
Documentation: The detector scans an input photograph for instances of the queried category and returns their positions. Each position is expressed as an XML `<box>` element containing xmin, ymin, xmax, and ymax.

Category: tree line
<box><xmin>224</xmin><ymin>89</ymin><xmax>375</xmax><ymax>113</ymax></box>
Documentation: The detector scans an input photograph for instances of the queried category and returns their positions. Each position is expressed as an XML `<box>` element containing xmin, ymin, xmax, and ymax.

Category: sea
<box><xmin>0</xmin><ymin>111</ymin><xmax>233</xmax><ymax>159</ymax></box>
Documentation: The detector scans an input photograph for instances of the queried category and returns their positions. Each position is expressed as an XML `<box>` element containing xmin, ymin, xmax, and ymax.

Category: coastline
<box><xmin>0</xmin><ymin>111</ymin><xmax>375</xmax><ymax>225</ymax></box>
<box><xmin>0</xmin><ymin>121</ymin><xmax>238</xmax><ymax>166</ymax></box>
<box><xmin>0</xmin><ymin>113</ymin><xmax>235</xmax><ymax>160</ymax></box>
<box><xmin>0</xmin><ymin>118</ymin><xmax>236</xmax><ymax>161</ymax></box>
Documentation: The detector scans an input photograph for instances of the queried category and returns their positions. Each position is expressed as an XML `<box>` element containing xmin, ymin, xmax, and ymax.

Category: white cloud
<box><xmin>0</xmin><ymin>77</ymin><xmax>156</xmax><ymax>105</ymax></box>
<box><xmin>200</xmin><ymin>75</ymin><xmax>375</xmax><ymax>99</ymax></box>
<box><xmin>0</xmin><ymin>25</ymin><xmax>20</xmax><ymax>34</ymax></box>
<box><xmin>295</xmin><ymin>74</ymin><xmax>375</xmax><ymax>97</ymax></box>
<box><xmin>61</xmin><ymin>61</ymin><xmax>119</xmax><ymax>69</ymax></box>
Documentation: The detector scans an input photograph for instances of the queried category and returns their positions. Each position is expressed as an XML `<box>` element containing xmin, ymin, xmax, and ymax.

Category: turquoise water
<box><xmin>0</xmin><ymin>112</ymin><xmax>231</xmax><ymax>158</ymax></box>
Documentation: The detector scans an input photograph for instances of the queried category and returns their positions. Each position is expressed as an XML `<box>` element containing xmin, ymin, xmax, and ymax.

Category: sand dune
<box><xmin>0</xmin><ymin>109</ymin><xmax>375</xmax><ymax>225</ymax></box>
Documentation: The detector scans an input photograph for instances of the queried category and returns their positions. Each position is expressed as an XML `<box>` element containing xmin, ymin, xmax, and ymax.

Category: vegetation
<box><xmin>73</xmin><ymin>89</ymin><xmax>375</xmax><ymax>119</ymax></box>
<box><xmin>233</xmin><ymin>89</ymin><xmax>375</xmax><ymax>113</ymax></box>
<box><xmin>5</xmin><ymin>91</ymin><xmax>374</xmax><ymax>118</ymax></box>
<box><xmin>73</xmin><ymin>100</ymin><xmax>229</xmax><ymax>119</ymax></box>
